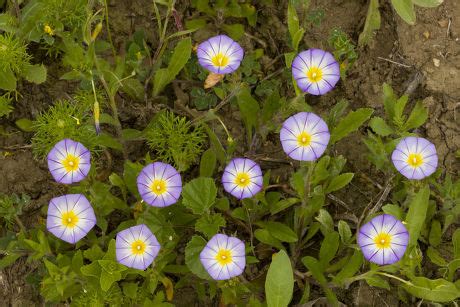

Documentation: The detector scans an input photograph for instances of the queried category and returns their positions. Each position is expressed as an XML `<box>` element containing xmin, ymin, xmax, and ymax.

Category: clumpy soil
<box><xmin>1</xmin><ymin>0</ymin><xmax>459</xmax><ymax>305</ymax></box>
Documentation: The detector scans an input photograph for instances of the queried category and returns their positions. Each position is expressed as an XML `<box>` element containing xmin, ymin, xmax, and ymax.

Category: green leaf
<box><xmin>270</xmin><ymin>198</ymin><xmax>300</xmax><ymax>215</ymax></box>
<box><xmin>403</xmin><ymin>100</ymin><xmax>428</xmax><ymax>131</ymax></box>
<box><xmin>97</xmin><ymin>133</ymin><xmax>123</xmax><ymax>150</ymax></box>
<box><xmin>237</xmin><ymin>87</ymin><xmax>260</xmax><ymax>143</ymax></box>
<box><xmin>254</xmin><ymin>229</ymin><xmax>285</xmax><ymax>250</ymax></box>
<box><xmin>122</xmin><ymin>128</ymin><xmax>143</xmax><ymax>140</ymax></box>
<box><xmin>452</xmin><ymin>228</ymin><xmax>460</xmax><ymax>259</ymax></box>
<box><xmin>426</xmin><ymin>246</ymin><xmax>447</xmax><ymax>266</ymax></box>
<box><xmin>391</xmin><ymin>0</ymin><xmax>416</xmax><ymax>24</ymax></box>
<box><xmin>412</xmin><ymin>0</ymin><xmax>443</xmax><ymax>7</ymax></box>
<box><xmin>195</xmin><ymin>213</ymin><xmax>226</xmax><ymax>239</ymax></box>
<box><xmin>182</xmin><ymin>177</ymin><xmax>217</xmax><ymax>214</ymax></box>
<box><xmin>199</xmin><ymin>149</ymin><xmax>216</xmax><ymax>177</ymax></box>
<box><xmin>333</xmin><ymin>250</ymin><xmax>363</xmax><ymax>284</ymax></box>
<box><xmin>153</xmin><ymin>37</ymin><xmax>191</xmax><ymax>96</ymax></box>
<box><xmin>0</xmin><ymin>67</ymin><xmax>17</xmax><ymax>91</ymax></box>
<box><xmin>382</xmin><ymin>204</ymin><xmax>404</xmax><ymax>220</ymax></box>
<box><xmin>121</xmin><ymin>78</ymin><xmax>144</xmax><ymax>101</ymax></box>
<box><xmin>258</xmin><ymin>221</ymin><xmax>298</xmax><ymax>243</ymax></box>
<box><xmin>338</xmin><ymin>220</ymin><xmax>352</xmax><ymax>244</ymax></box>
<box><xmin>319</xmin><ymin>232</ymin><xmax>339</xmax><ymax>268</ymax></box>
<box><xmin>292</xmin><ymin>29</ymin><xmax>305</xmax><ymax>51</ymax></box>
<box><xmin>369</xmin><ymin>117</ymin><xmax>393</xmax><ymax>136</ymax></box>
<box><xmin>365</xmin><ymin>274</ymin><xmax>390</xmax><ymax>290</ymax></box>
<box><xmin>123</xmin><ymin>282</ymin><xmax>138</xmax><ymax>299</ymax></box>
<box><xmin>403</xmin><ymin>277</ymin><xmax>460</xmax><ymax>302</ymax></box>
<box><xmin>15</xmin><ymin>118</ymin><xmax>35</xmax><ymax>132</ymax></box>
<box><xmin>428</xmin><ymin>219</ymin><xmax>442</xmax><ymax>247</ymax></box>
<box><xmin>302</xmin><ymin>256</ymin><xmax>338</xmax><ymax>304</ymax></box>
<box><xmin>222</xmin><ymin>23</ymin><xmax>245</xmax><ymax>40</ymax></box>
<box><xmin>315</xmin><ymin>209</ymin><xmax>334</xmax><ymax>235</ymax></box>
<box><xmin>287</xmin><ymin>2</ymin><xmax>300</xmax><ymax>41</ymax></box>
<box><xmin>405</xmin><ymin>185</ymin><xmax>430</xmax><ymax>247</ymax></box>
<box><xmin>265</xmin><ymin>250</ymin><xmax>294</xmax><ymax>307</ymax></box>
<box><xmin>358</xmin><ymin>0</ymin><xmax>381</xmax><ymax>46</ymax></box>
<box><xmin>184</xmin><ymin>235</ymin><xmax>210</xmax><ymax>280</ymax></box>
<box><xmin>23</xmin><ymin>64</ymin><xmax>47</xmax><ymax>84</ymax></box>
<box><xmin>330</xmin><ymin>108</ymin><xmax>373</xmax><ymax>144</ymax></box>
<box><xmin>325</xmin><ymin>173</ymin><xmax>354</xmax><ymax>193</ymax></box>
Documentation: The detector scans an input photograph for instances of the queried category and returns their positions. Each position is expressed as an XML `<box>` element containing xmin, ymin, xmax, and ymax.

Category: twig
<box><xmin>377</xmin><ymin>57</ymin><xmax>412</xmax><ymax>68</ymax></box>
<box><xmin>358</xmin><ymin>176</ymin><xmax>394</xmax><ymax>227</ymax></box>
<box><xmin>327</xmin><ymin>194</ymin><xmax>352</xmax><ymax>211</ymax></box>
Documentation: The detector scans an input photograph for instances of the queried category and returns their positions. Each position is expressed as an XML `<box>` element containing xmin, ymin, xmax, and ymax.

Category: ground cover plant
<box><xmin>0</xmin><ymin>0</ymin><xmax>459</xmax><ymax>306</ymax></box>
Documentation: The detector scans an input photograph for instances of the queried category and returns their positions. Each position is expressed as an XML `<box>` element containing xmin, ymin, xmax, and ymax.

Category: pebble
<box><xmin>433</xmin><ymin>58</ymin><xmax>440</xmax><ymax>67</ymax></box>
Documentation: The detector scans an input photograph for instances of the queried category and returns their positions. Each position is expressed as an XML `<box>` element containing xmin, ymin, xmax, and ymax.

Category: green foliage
<box><xmin>0</xmin><ymin>193</ymin><xmax>29</xmax><ymax>229</ymax></box>
<box><xmin>31</xmin><ymin>98</ymin><xmax>99</xmax><ymax>159</ymax></box>
<box><xmin>182</xmin><ymin>177</ymin><xmax>217</xmax><ymax>214</ymax></box>
<box><xmin>364</xmin><ymin>83</ymin><xmax>429</xmax><ymax>170</ymax></box>
<box><xmin>0</xmin><ymin>33</ymin><xmax>45</xmax><ymax>91</ymax></box>
<box><xmin>145</xmin><ymin>111</ymin><xmax>206</xmax><ymax>171</ymax></box>
<box><xmin>359</xmin><ymin>0</ymin><xmax>381</xmax><ymax>46</ymax></box>
<box><xmin>265</xmin><ymin>250</ymin><xmax>294</xmax><ymax>307</ymax></box>
<box><xmin>328</xmin><ymin>28</ymin><xmax>358</xmax><ymax>75</ymax></box>
<box><xmin>153</xmin><ymin>38</ymin><xmax>192</xmax><ymax>96</ymax></box>
<box><xmin>0</xmin><ymin>94</ymin><xmax>14</xmax><ymax>118</ymax></box>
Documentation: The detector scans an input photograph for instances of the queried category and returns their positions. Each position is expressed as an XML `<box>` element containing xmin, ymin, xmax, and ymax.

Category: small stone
<box><xmin>438</xmin><ymin>19</ymin><xmax>448</xmax><ymax>28</ymax></box>
<box><xmin>423</xmin><ymin>31</ymin><xmax>430</xmax><ymax>39</ymax></box>
<box><xmin>433</xmin><ymin>58</ymin><xmax>440</xmax><ymax>67</ymax></box>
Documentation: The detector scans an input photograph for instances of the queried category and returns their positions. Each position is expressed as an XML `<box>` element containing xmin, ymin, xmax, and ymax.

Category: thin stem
<box><xmin>14</xmin><ymin>215</ymin><xmax>27</xmax><ymax>234</ymax></box>
<box><xmin>103</xmin><ymin>0</ymin><xmax>116</xmax><ymax>57</ymax></box>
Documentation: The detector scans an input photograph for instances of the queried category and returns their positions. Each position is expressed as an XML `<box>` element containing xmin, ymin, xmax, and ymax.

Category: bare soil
<box><xmin>0</xmin><ymin>0</ymin><xmax>458</xmax><ymax>305</ymax></box>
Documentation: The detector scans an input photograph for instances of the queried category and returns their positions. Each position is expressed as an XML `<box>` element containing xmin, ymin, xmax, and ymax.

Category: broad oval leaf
<box><xmin>182</xmin><ymin>177</ymin><xmax>217</xmax><ymax>214</ymax></box>
<box><xmin>403</xmin><ymin>277</ymin><xmax>460</xmax><ymax>302</ymax></box>
<box><xmin>391</xmin><ymin>0</ymin><xmax>416</xmax><ymax>25</ymax></box>
<box><xmin>265</xmin><ymin>250</ymin><xmax>294</xmax><ymax>307</ymax></box>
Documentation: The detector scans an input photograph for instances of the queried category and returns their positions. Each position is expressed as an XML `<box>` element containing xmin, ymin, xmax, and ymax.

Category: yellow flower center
<box><xmin>407</xmin><ymin>153</ymin><xmax>423</xmax><ymax>168</ymax></box>
<box><xmin>234</xmin><ymin>172</ymin><xmax>250</xmax><ymax>188</ymax></box>
<box><xmin>62</xmin><ymin>155</ymin><xmax>80</xmax><ymax>172</ymax></box>
<box><xmin>131</xmin><ymin>240</ymin><xmax>146</xmax><ymax>255</ymax></box>
<box><xmin>211</xmin><ymin>53</ymin><xmax>229</xmax><ymax>67</ymax></box>
<box><xmin>44</xmin><ymin>25</ymin><xmax>54</xmax><ymax>36</ymax></box>
<box><xmin>151</xmin><ymin>179</ymin><xmax>167</xmax><ymax>195</ymax></box>
<box><xmin>374</xmin><ymin>233</ymin><xmax>392</xmax><ymax>249</ymax></box>
<box><xmin>307</xmin><ymin>67</ymin><xmax>323</xmax><ymax>83</ymax></box>
<box><xmin>297</xmin><ymin>132</ymin><xmax>312</xmax><ymax>147</ymax></box>
<box><xmin>61</xmin><ymin>211</ymin><xmax>79</xmax><ymax>228</ymax></box>
<box><xmin>215</xmin><ymin>249</ymin><xmax>233</xmax><ymax>266</ymax></box>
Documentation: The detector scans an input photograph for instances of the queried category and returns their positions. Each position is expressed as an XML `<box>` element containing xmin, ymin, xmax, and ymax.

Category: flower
<box><xmin>200</xmin><ymin>234</ymin><xmax>246</xmax><ymax>280</ymax></box>
<box><xmin>47</xmin><ymin>139</ymin><xmax>91</xmax><ymax>184</ymax></box>
<box><xmin>116</xmin><ymin>224</ymin><xmax>160</xmax><ymax>270</ymax></box>
<box><xmin>137</xmin><ymin>162</ymin><xmax>182</xmax><ymax>207</ymax></box>
<box><xmin>197</xmin><ymin>35</ymin><xmax>244</xmax><ymax>74</ymax></box>
<box><xmin>46</xmin><ymin>194</ymin><xmax>96</xmax><ymax>244</ymax></box>
<box><xmin>222</xmin><ymin>158</ymin><xmax>263</xmax><ymax>199</ymax></box>
<box><xmin>391</xmin><ymin>137</ymin><xmax>438</xmax><ymax>180</ymax></box>
<box><xmin>357</xmin><ymin>214</ymin><xmax>409</xmax><ymax>265</ymax></box>
<box><xmin>44</xmin><ymin>24</ymin><xmax>54</xmax><ymax>36</ymax></box>
<box><xmin>280</xmin><ymin>112</ymin><xmax>330</xmax><ymax>161</ymax></box>
<box><xmin>292</xmin><ymin>49</ymin><xmax>340</xmax><ymax>95</ymax></box>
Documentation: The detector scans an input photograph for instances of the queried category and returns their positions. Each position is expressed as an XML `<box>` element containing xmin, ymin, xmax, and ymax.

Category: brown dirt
<box><xmin>0</xmin><ymin>0</ymin><xmax>458</xmax><ymax>305</ymax></box>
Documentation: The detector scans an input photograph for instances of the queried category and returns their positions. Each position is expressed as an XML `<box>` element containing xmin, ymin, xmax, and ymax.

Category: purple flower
<box><xmin>197</xmin><ymin>35</ymin><xmax>244</xmax><ymax>74</ymax></box>
<box><xmin>391</xmin><ymin>137</ymin><xmax>438</xmax><ymax>180</ymax></box>
<box><xmin>222</xmin><ymin>158</ymin><xmax>263</xmax><ymax>199</ymax></box>
<box><xmin>137</xmin><ymin>162</ymin><xmax>182</xmax><ymax>207</ymax></box>
<box><xmin>46</xmin><ymin>194</ymin><xmax>96</xmax><ymax>244</ymax></box>
<box><xmin>280</xmin><ymin>112</ymin><xmax>330</xmax><ymax>161</ymax></box>
<box><xmin>292</xmin><ymin>49</ymin><xmax>340</xmax><ymax>95</ymax></box>
<box><xmin>357</xmin><ymin>214</ymin><xmax>409</xmax><ymax>265</ymax></box>
<box><xmin>200</xmin><ymin>234</ymin><xmax>246</xmax><ymax>280</ymax></box>
<box><xmin>116</xmin><ymin>224</ymin><xmax>160</xmax><ymax>270</ymax></box>
<box><xmin>47</xmin><ymin>139</ymin><xmax>91</xmax><ymax>184</ymax></box>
